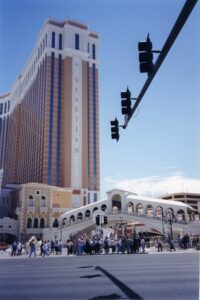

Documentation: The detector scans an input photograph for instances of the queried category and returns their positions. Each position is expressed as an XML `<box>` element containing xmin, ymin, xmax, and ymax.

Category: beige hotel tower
<box><xmin>0</xmin><ymin>18</ymin><xmax>100</xmax><ymax>208</ymax></box>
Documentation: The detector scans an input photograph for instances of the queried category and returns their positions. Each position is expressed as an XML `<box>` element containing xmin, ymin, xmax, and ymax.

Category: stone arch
<box><xmin>155</xmin><ymin>206</ymin><xmax>163</xmax><ymax>218</ymax></box>
<box><xmin>166</xmin><ymin>208</ymin><xmax>174</xmax><ymax>219</ymax></box>
<box><xmin>93</xmin><ymin>207</ymin><xmax>98</xmax><ymax>213</ymax></box>
<box><xmin>128</xmin><ymin>202</ymin><xmax>134</xmax><ymax>213</ymax></box>
<box><xmin>40</xmin><ymin>218</ymin><xmax>45</xmax><ymax>228</ymax></box>
<box><xmin>112</xmin><ymin>194</ymin><xmax>121</xmax><ymax>212</ymax></box>
<box><xmin>145</xmin><ymin>204</ymin><xmax>154</xmax><ymax>216</ymax></box>
<box><xmin>69</xmin><ymin>215</ymin><xmax>75</xmax><ymax>223</ymax></box>
<box><xmin>136</xmin><ymin>203</ymin><xmax>144</xmax><ymax>214</ymax></box>
<box><xmin>85</xmin><ymin>210</ymin><xmax>91</xmax><ymax>218</ymax></box>
<box><xmin>177</xmin><ymin>209</ymin><xmax>186</xmax><ymax>221</ymax></box>
<box><xmin>77</xmin><ymin>212</ymin><xmax>83</xmax><ymax>221</ymax></box>
<box><xmin>33</xmin><ymin>218</ymin><xmax>39</xmax><ymax>228</ymax></box>
<box><xmin>101</xmin><ymin>204</ymin><xmax>107</xmax><ymax>212</ymax></box>
<box><xmin>27</xmin><ymin>218</ymin><xmax>32</xmax><ymax>228</ymax></box>
<box><xmin>62</xmin><ymin>217</ymin><xmax>68</xmax><ymax>225</ymax></box>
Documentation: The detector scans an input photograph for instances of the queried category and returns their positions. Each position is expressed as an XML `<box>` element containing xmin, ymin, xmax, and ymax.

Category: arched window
<box><xmin>77</xmin><ymin>212</ymin><xmax>83</xmax><ymax>221</ymax></box>
<box><xmin>93</xmin><ymin>207</ymin><xmax>98</xmax><ymax>213</ymax></box>
<box><xmin>177</xmin><ymin>209</ymin><xmax>185</xmax><ymax>221</ymax></box>
<box><xmin>128</xmin><ymin>202</ymin><xmax>134</xmax><ymax>213</ymax></box>
<box><xmin>101</xmin><ymin>204</ymin><xmax>107</xmax><ymax>212</ymax></box>
<box><xmin>27</xmin><ymin>218</ymin><xmax>32</xmax><ymax>228</ymax></box>
<box><xmin>41</xmin><ymin>196</ymin><xmax>46</xmax><ymax>207</ymax></box>
<box><xmin>166</xmin><ymin>208</ymin><xmax>174</xmax><ymax>219</ymax></box>
<box><xmin>155</xmin><ymin>206</ymin><xmax>163</xmax><ymax>218</ymax></box>
<box><xmin>33</xmin><ymin>218</ymin><xmax>38</xmax><ymax>228</ymax></box>
<box><xmin>146</xmin><ymin>204</ymin><xmax>153</xmax><ymax>216</ymax></box>
<box><xmin>85</xmin><ymin>210</ymin><xmax>91</xmax><ymax>218</ymax></box>
<box><xmin>40</xmin><ymin>218</ymin><xmax>45</xmax><ymax>228</ymax></box>
<box><xmin>28</xmin><ymin>195</ymin><xmax>34</xmax><ymax>207</ymax></box>
<box><xmin>70</xmin><ymin>215</ymin><xmax>75</xmax><ymax>223</ymax></box>
<box><xmin>112</xmin><ymin>194</ymin><xmax>121</xmax><ymax>212</ymax></box>
<box><xmin>53</xmin><ymin>219</ymin><xmax>59</xmax><ymax>228</ymax></box>
<box><xmin>136</xmin><ymin>203</ymin><xmax>144</xmax><ymax>214</ymax></box>
<box><xmin>63</xmin><ymin>218</ymin><xmax>68</xmax><ymax>225</ymax></box>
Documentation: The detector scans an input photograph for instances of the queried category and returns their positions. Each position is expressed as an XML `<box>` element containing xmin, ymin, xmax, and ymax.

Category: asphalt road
<box><xmin>0</xmin><ymin>253</ymin><xmax>199</xmax><ymax>300</ymax></box>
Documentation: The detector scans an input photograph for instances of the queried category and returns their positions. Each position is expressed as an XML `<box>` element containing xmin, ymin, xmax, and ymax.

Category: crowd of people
<box><xmin>9</xmin><ymin>232</ymin><xmax>199</xmax><ymax>257</ymax></box>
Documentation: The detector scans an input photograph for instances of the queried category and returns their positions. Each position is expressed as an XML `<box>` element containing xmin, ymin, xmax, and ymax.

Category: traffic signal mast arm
<box><xmin>123</xmin><ymin>0</ymin><xmax>197</xmax><ymax>129</ymax></box>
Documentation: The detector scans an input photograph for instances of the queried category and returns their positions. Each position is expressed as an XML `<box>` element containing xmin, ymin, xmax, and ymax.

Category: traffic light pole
<box><xmin>124</xmin><ymin>0</ymin><xmax>198</xmax><ymax>129</ymax></box>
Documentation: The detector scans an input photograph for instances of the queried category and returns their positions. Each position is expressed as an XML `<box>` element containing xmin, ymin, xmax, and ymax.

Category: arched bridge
<box><xmin>51</xmin><ymin>189</ymin><xmax>195</xmax><ymax>240</ymax></box>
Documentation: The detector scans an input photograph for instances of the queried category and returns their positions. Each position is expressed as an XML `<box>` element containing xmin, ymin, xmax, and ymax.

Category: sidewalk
<box><xmin>0</xmin><ymin>247</ymin><xmax>198</xmax><ymax>259</ymax></box>
<box><xmin>145</xmin><ymin>246</ymin><xmax>199</xmax><ymax>255</ymax></box>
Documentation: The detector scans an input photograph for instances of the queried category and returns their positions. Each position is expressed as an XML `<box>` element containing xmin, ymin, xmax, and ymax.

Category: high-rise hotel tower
<box><xmin>0</xmin><ymin>18</ymin><xmax>100</xmax><ymax>207</ymax></box>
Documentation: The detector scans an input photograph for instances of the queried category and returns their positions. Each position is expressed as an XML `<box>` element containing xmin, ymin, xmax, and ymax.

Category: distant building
<box><xmin>161</xmin><ymin>192</ymin><xmax>200</xmax><ymax>219</ymax></box>
<box><xmin>0</xmin><ymin>18</ymin><xmax>100</xmax><ymax>208</ymax></box>
<box><xmin>17</xmin><ymin>183</ymin><xmax>73</xmax><ymax>241</ymax></box>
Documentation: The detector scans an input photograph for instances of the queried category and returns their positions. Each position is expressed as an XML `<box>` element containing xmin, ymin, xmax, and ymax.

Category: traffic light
<box><xmin>121</xmin><ymin>88</ymin><xmax>132</xmax><ymax>116</ymax></box>
<box><xmin>104</xmin><ymin>216</ymin><xmax>108</xmax><ymax>225</ymax></box>
<box><xmin>95</xmin><ymin>215</ymin><xmax>100</xmax><ymax>226</ymax></box>
<box><xmin>138</xmin><ymin>34</ymin><xmax>154</xmax><ymax>75</ymax></box>
<box><xmin>110</xmin><ymin>118</ymin><xmax>119</xmax><ymax>142</ymax></box>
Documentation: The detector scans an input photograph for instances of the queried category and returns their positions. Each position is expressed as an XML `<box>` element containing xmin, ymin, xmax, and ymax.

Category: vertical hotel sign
<box><xmin>71</xmin><ymin>57</ymin><xmax>82</xmax><ymax>189</ymax></box>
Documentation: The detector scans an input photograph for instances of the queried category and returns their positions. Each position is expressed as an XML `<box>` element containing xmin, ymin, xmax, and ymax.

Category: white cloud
<box><xmin>101</xmin><ymin>173</ymin><xmax>200</xmax><ymax>199</ymax></box>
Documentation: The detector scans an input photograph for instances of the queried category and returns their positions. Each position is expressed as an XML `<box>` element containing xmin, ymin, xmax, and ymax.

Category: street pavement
<box><xmin>0</xmin><ymin>248</ymin><xmax>199</xmax><ymax>300</ymax></box>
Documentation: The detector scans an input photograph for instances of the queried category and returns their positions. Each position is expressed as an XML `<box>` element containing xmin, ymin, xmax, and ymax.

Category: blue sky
<box><xmin>0</xmin><ymin>0</ymin><xmax>200</xmax><ymax>198</ymax></box>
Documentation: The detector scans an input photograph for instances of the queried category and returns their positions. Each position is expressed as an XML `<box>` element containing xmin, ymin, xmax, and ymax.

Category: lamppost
<box><xmin>161</xmin><ymin>208</ymin><xmax>165</xmax><ymax>237</ymax></box>
<box><xmin>60</xmin><ymin>217</ymin><xmax>63</xmax><ymax>241</ymax></box>
<box><xmin>167</xmin><ymin>214</ymin><xmax>173</xmax><ymax>240</ymax></box>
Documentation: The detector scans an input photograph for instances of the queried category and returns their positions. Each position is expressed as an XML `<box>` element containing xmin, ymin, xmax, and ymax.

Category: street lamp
<box><xmin>161</xmin><ymin>208</ymin><xmax>165</xmax><ymax>237</ymax></box>
<box><xmin>167</xmin><ymin>214</ymin><xmax>173</xmax><ymax>240</ymax></box>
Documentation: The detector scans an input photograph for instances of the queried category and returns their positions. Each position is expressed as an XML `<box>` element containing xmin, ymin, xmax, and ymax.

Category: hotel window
<box><xmin>52</xmin><ymin>31</ymin><xmax>55</xmax><ymax>48</ymax></box>
<box><xmin>28</xmin><ymin>195</ymin><xmax>34</xmax><ymax>207</ymax></box>
<box><xmin>59</xmin><ymin>34</ymin><xmax>62</xmax><ymax>50</ymax></box>
<box><xmin>0</xmin><ymin>103</ymin><xmax>3</xmax><ymax>114</ymax></box>
<box><xmin>94</xmin><ymin>193</ymin><xmax>97</xmax><ymax>202</ymax></box>
<box><xmin>4</xmin><ymin>102</ymin><xmax>7</xmax><ymax>113</ymax></box>
<box><xmin>41</xmin><ymin>196</ymin><xmax>46</xmax><ymax>207</ymax></box>
<box><xmin>75</xmin><ymin>33</ymin><xmax>79</xmax><ymax>50</ymax></box>
<box><xmin>92</xmin><ymin>44</ymin><xmax>96</xmax><ymax>59</ymax></box>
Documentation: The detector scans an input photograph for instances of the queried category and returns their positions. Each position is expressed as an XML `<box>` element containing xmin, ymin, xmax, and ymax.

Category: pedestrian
<box><xmin>11</xmin><ymin>241</ymin><xmax>17</xmax><ymax>256</ymax></box>
<box><xmin>29</xmin><ymin>239</ymin><xmax>36</xmax><ymax>257</ymax></box>
<box><xmin>157</xmin><ymin>238</ymin><xmax>163</xmax><ymax>252</ymax></box>
<box><xmin>168</xmin><ymin>238</ymin><xmax>176</xmax><ymax>252</ymax></box>
<box><xmin>104</xmin><ymin>237</ymin><xmax>109</xmax><ymax>254</ymax></box>
<box><xmin>140</xmin><ymin>238</ymin><xmax>145</xmax><ymax>253</ymax></box>
<box><xmin>17</xmin><ymin>241</ymin><xmax>23</xmax><ymax>256</ymax></box>
<box><xmin>42</xmin><ymin>241</ymin><xmax>49</xmax><ymax>257</ymax></box>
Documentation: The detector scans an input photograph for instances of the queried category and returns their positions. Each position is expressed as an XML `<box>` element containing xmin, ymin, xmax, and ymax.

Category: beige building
<box><xmin>17</xmin><ymin>183</ymin><xmax>73</xmax><ymax>241</ymax></box>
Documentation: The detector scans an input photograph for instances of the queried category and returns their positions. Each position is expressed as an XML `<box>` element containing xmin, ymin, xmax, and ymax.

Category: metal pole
<box><xmin>124</xmin><ymin>0</ymin><xmax>198</xmax><ymax>129</ymax></box>
<box><xmin>161</xmin><ymin>209</ymin><xmax>165</xmax><ymax>237</ymax></box>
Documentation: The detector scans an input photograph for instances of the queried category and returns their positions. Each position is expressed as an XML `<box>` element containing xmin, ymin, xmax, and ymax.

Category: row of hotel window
<box><xmin>12</xmin><ymin>30</ymin><xmax>96</xmax><ymax>107</ymax></box>
<box><xmin>0</xmin><ymin>101</ymin><xmax>10</xmax><ymax>115</ymax></box>
<box><xmin>51</xmin><ymin>31</ymin><xmax>96</xmax><ymax>59</ymax></box>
